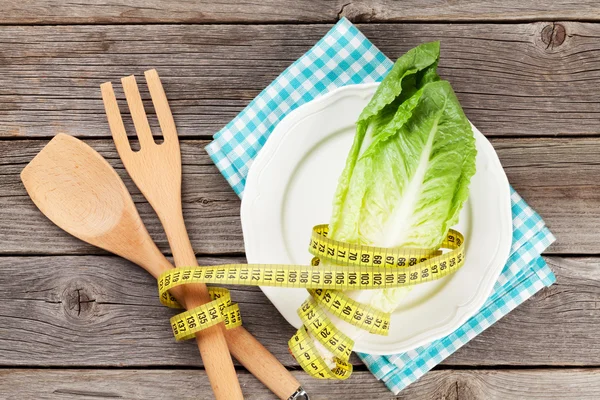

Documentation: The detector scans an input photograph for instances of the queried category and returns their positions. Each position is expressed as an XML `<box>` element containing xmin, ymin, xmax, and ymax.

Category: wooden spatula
<box><xmin>21</xmin><ymin>134</ymin><xmax>306</xmax><ymax>400</ymax></box>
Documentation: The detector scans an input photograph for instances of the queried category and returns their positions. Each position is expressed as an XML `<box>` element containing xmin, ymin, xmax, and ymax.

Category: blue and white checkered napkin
<box><xmin>206</xmin><ymin>18</ymin><xmax>393</xmax><ymax>196</ymax></box>
<box><xmin>205</xmin><ymin>18</ymin><xmax>556</xmax><ymax>394</ymax></box>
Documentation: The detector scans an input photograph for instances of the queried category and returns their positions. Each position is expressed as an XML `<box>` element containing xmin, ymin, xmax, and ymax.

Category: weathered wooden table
<box><xmin>1</xmin><ymin>2</ymin><xmax>599</xmax><ymax>399</ymax></box>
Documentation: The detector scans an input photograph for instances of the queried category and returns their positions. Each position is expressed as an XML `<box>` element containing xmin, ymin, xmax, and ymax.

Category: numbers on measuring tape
<box><xmin>166</xmin><ymin>288</ymin><xmax>242</xmax><ymax>341</ymax></box>
<box><xmin>159</xmin><ymin>225</ymin><xmax>465</xmax><ymax>380</ymax></box>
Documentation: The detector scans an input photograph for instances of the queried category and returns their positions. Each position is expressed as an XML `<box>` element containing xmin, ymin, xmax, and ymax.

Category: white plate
<box><xmin>241</xmin><ymin>83</ymin><xmax>512</xmax><ymax>354</ymax></box>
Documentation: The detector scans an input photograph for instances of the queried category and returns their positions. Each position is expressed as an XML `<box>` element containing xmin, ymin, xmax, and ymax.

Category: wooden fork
<box><xmin>102</xmin><ymin>70</ymin><xmax>241</xmax><ymax>399</ymax></box>
<box><xmin>101</xmin><ymin>70</ymin><xmax>306</xmax><ymax>400</ymax></box>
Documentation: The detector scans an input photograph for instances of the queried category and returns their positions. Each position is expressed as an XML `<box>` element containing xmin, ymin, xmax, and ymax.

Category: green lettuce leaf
<box><xmin>327</xmin><ymin>42</ymin><xmax>476</xmax><ymax>312</ymax></box>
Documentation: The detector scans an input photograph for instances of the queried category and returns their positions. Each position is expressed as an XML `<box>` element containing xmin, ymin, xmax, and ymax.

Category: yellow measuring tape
<box><xmin>158</xmin><ymin>225</ymin><xmax>464</xmax><ymax>379</ymax></box>
<box><xmin>164</xmin><ymin>287</ymin><xmax>242</xmax><ymax>341</ymax></box>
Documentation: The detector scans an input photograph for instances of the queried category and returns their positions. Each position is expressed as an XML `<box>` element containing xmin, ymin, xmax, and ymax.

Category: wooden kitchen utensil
<box><xmin>101</xmin><ymin>70</ymin><xmax>241</xmax><ymax>400</ymax></box>
<box><xmin>21</xmin><ymin>133</ymin><xmax>306</xmax><ymax>400</ymax></box>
